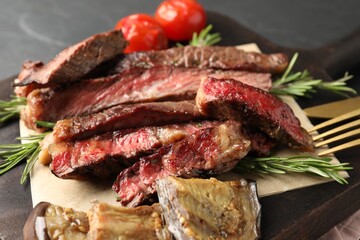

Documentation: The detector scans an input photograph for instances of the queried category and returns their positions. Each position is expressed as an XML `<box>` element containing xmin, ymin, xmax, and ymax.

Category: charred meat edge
<box><xmin>14</xmin><ymin>30</ymin><xmax>127</xmax><ymax>88</ymax></box>
<box><xmin>113</xmin><ymin>45</ymin><xmax>288</xmax><ymax>75</ymax></box>
<box><xmin>21</xmin><ymin>66</ymin><xmax>271</xmax><ymax>131</ymax></box>
<box><xmin>51</xmin><ymin>100</ymin><xmax>205</xmax><ymax>143</ymax></box>
<box><xmin>49</xmin><ymin>121</ymin><xmax>221</xmax><ymax>179</ymax></box>
<box><xmin>196</xmin><ymin>77</ymin><xmax>313</xmax><ymax>151</ymax></box>
<box><xmin>113</xmin><ymin>121</ymin><xmax>251</xmax><ymax>207</ymax></box>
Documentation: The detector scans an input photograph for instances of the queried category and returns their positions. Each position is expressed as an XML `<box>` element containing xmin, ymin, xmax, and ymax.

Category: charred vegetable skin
<box><xmin>87</xmin><ymin>203</ymin><xmax>171</xmax><ymax>240</ymax></box>
<box><xmin>24</xmin><ymin>177</ymin><xmax>261</xmax><ymax>240</ymax></box>
<box><xmin>23</xmin><ymin>202</ymin><xmax>89</xmax><ymax>240</ymax></box>
<box><xmin>156</xmin><ymin>177</ymin><xmax>261</xmax><ymax>240</ymax></box>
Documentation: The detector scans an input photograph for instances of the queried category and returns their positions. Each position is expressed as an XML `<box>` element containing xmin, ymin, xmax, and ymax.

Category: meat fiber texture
<box><xmin>14</xmin><ymin>30</ymin><xmax>126</xmax><ymax>88</ymax></box>
<box><xmin>114</xmin><ymin>45</ymin><xmax>288</xmax><ymax>74</ymax></box>
<box><xmin>22</xmin><ymin>67</ymin><xmax>271</xmax><ymax>131</ymax></box>
<box><xmin>196</xmin><ymin>77</ymin><xmax>313</xmax><ymax>152</ymax></box>
<box><xmin>49</xmin><ymin>121</ymin><xmax>220</xmax><ymax>179</ymax></box>
<box><xmin>48</xmin><ymin>121</ymin><xmax>273</xmax><ymax>181</ymax></box>
<box><xmin>113</xmin><ymin>121</ymin><xmax>251</xmax><ymax>207</ymax></box>
<box><xmin>25</xmin><ymin>43</ymin><xmax>348</xmax><ymax>213</ymax></box>
<box><xmin>51</xmin><ymin>100</ymin><xmax>205</xmax><ymax>142</ymax></box>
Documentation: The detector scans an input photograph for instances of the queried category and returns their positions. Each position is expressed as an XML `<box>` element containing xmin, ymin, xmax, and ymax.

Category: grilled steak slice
<box><xmin>50</xmin><ymin>121</ymin><xmax>220</xmax><ymax>179</ymax></box>
<box><xmin>52</xmin><ymin>101</ymin><xmax>204</xmax><ymax>142</ymax></box>
<box><xmin>22</xmin><ymin>66</ymin><xmax>271</xmax><ymax>130</ymax></box>
<box><xmin>243</xmin><ymin>127</ymin><xmax>277</xmax><ymax>156</ymax></box>
<box><xmin>196</xmin><ymin>77</ymin><xmax>313</xmax><ymax>151</ymax></box>
<box><xmin>14</xmin><ymin>30</ymin><xmax>126</xmax><ymax>87</ymax></box>
<box><xmin>156</xmin><ymin>177</ymin><xmax>261</xmax><ymax>240</ymax></box>
<box><xmin>87</xmin><ymin>203</ymin><xmax>171</xmax><ymax>240</ymax></box>
<box><xmin>112</xmin><ymin>121</ymin><xmax>251</xmax><ymax>207</ymax></box>
<box><xmin>113</xmin><ymin>45</ymin><xmax>288</xmax><ymax>74</ymax></box>
<box><xmin>14</xmin><ymin>61</ymin><xmax>44</xmax><ymax>97</ymax></box>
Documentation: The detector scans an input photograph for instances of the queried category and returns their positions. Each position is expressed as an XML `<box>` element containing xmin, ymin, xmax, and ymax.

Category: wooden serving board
<box><xmin>23</xmin><ymin>43</ymin><xmax>347</xmax><ymax>213</ymax></box>
<box><xmin>0</xmin><ymin>11</ymin><xmax>359</xmax><ymax>240</ymax></box>
<box><xmin>204</xmin><ymin>12</ymin><xmax>360</xmax><ymax>239</ymax></box>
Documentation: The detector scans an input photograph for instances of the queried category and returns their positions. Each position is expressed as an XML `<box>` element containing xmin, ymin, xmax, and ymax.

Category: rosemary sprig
<box><xmin>271</xmin><ymin>53</ymin><xmax>357</xmax><ymax>97</ymax></box>
<box><xmin>235</xmin><ymin>155</ymin><xmax>352</xmax><ymax>184</ymax></box>
<box><xmin>0</xmin><ymin>131</ymin><xmax>353</xmax><ymax>185</ymax></box>
<box><xmin>0</xmin><ymin>132</ymin><xmax>50</xmax><ymax>184</ymax></box>
<box><xmin>177</xmin><ymin>24</ymin><xmax>221</xmax><ymax>47</ymax></box>
<box><xmin>36</xmin><ymin>120</ymin><xmax>56</xmax><ymax>129</ymax></box>
<box><xmin>0</xmin><ymin>95</ymin><xmax>26</xmax><ymax>123</ymax></box>
<box><xmin>316</xmin><ymin>72</ymin><xmax>355</xmax><ymax>97</ymax></box>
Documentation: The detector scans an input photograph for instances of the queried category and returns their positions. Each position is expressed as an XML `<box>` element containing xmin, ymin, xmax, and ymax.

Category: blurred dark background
<box><xmin>0</xmin><ymin>0</ymin><xmax>359</xmax><ymax>80</ymax></box>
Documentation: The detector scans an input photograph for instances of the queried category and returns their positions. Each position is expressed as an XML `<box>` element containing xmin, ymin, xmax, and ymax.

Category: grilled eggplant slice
<box><xmin>24</xmin><ymin>178</ymin><xmax>261</xmax><ymax>240</ymax></box>
<box><xmin>23</xmin><ymin>202</ymin><xmax>89</xmax><ymax>240</ymax></box>
<box><xmin>87</xmin><ymin>202</ymin><xmax>171</xmax><ymax>240</ymax></box>
<box><xmin>156</xmin><ymin>176</ymin><xmax>261</xmax><ymax>240</ymax></box>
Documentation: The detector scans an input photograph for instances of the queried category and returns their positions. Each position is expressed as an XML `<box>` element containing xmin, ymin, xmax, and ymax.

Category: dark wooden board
<box><xmin>0</xmin><ymin>77</ymin><xmax>32</xmax><ymax>239</ymax></box>
<box><xmin>0</xmin><ymin>11</ymin><xmax>359</xmax><ymax>240</ymax></box>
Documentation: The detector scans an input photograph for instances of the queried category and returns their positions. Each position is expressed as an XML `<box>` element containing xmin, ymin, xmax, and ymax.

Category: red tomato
<box><xmin>155</xmin><ymin>0</ymin><xmax>206</xmax><ymax>41</ymax></box>
<box><xmin>115</xmin><ymin>13</ymin><xmax>168</xmax><ymax>53</ymax></box>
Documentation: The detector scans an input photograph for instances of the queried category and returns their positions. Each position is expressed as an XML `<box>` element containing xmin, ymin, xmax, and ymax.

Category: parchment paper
<box><xmin>22</xmin><ymin>43</ymin><xmax>348</xmax><ymax>211</ymax></box>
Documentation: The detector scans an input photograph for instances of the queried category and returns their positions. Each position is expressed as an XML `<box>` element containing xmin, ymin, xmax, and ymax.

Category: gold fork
<box><xmin>308</xmin><ymin>108</ymin><xmax>360</xmax><ymax>156</ymax></box>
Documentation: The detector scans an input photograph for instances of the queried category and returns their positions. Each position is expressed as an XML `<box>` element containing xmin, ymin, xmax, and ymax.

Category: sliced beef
<box><xmin>156</xmin><ymin>177</ymin><xmax>261</xmax><ymax>240</ymax></box>
<box><xmin>112</xmin><ymin>121</ymin><xmax>251</xmax><ymax>207</ymax></box>
<box><xmin>14</xmin><ymin>30</ymin><xmax>126</xmax><ymax>88</ymax></box>
<box><xmin>243</xmin><ymin>127</ymin><xmax>277</xmax><ymax>156</ymax></box>
<box><xmin>50</xmin><ymin>121</ymin><xmax>220</xmax><ymax>179</ymax></box>
<box><xmin>196</xmin><ymin>77</ymin><xmax>313</xmax><ymax>151</ymax></box>
<box><xmin>52</xmin><ymin>101</ymin><xmax>204</xmax><ymax>143</ymax></box>
<box><xmin>22</xmin><ymin>66</ymin><xmax>271</xmax><ymax>130</ymax></box>
<box><xmin>14</xmin><ymin>61</ymin><xmax>44</xmax><ymax>97</ymax></box>
<box><xmin>113</xmin><ymin>46</ymin><xmax>288</xmax><ymax>74</ymax></box>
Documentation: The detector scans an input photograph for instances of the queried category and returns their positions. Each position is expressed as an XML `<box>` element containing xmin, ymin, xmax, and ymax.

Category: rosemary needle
<box><xmin>36</xmin><ymin>121</ymin><xmax>56</xmax><ymax>129</ymax></box>
<box><xmin>176</xmin><ymin>24</ymin><xmax>221</xmax><ymax>47</ymax></box>
<box><xmin>235</xmin><ymin>155</ymin><xmax>352</xmax><ymax>184</ymax></box>
<box><xmin>0</xmin><ymin>95</ymin><xmax>26</xmax><ymax>123</ymax></box>
<box><xmin>271</xmin><ymin>53</ymin><xmax>357</xmax><ymax>97</ymax></box>
<box><xmin>0</xmin><ymin>132</ymin><xmax>50</xmax><ymax>184</ymax></box>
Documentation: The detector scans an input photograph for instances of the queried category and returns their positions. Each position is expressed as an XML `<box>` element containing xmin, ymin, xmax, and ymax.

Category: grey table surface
<box><xmin>0</xmin><ymin>0</ymin><xmax>359</xmax><ymax>239</ymax></box>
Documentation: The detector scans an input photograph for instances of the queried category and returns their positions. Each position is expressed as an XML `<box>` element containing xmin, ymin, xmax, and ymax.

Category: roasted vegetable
<box><xmin>156</xmin><ymin>176</ymin><xmax>261</xmax><ymax>240</ymax></box>
<box><xmin>87</xmin><ymin>202</ymin><xmax>171</xmax><ymax>240</ymax></box>
<box><xmin>23</xmin><ymin>202</ymin><xmax>89</xmax><ymax>240</ymax></box>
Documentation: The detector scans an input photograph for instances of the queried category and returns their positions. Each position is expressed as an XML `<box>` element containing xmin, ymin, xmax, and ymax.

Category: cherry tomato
<box><xmin>155</xmin><ymin>0</ymin><xmax>206</xmax><ymax>41</ymax></box>
<box><xmin>115</xmin><ymin>13</ymin><xmax>168</xmax><ymax>53</ymax></box>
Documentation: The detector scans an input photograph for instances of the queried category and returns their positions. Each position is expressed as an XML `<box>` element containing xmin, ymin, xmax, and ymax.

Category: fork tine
<box><xmin>318</xmin><ymin>138</ymin><xmax>360</xmax><ymax>156</ymax></box>
<box><xmin>312</xmin><ymin>119</ymin><xmax>360</xmax><ymax>141</ymax></box>
<box><xmin>315</xmin><ymin>128</ymin><xmax>360</xmax><ymax>147</ymax></box>
<box><xmin>308</xmin><ymin>108</ymin><xmax>360</xmax><ymax>133</ymax></box>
